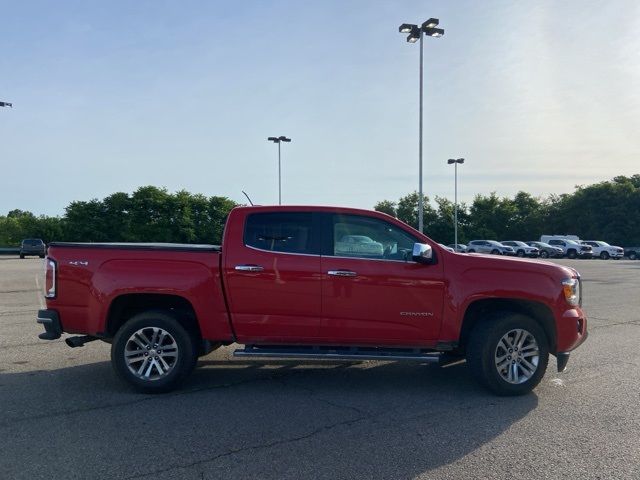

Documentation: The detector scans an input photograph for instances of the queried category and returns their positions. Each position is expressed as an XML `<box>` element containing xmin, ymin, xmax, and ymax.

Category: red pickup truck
<box><xmin>37</xmin><ymin>205</ymin><xmax>587</xmax><ymax>395</ymax></box>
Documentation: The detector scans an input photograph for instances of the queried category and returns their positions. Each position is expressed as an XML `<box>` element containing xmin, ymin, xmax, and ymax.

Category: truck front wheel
<box><xmin>112</xmin><ymin>311</ymin><xmax>197</xmax><ymax>393</ymax></box>
<box><xmin>466</xmin><ymin>313</ymin><xmax>549</xmax><ymax>396</ymax></box>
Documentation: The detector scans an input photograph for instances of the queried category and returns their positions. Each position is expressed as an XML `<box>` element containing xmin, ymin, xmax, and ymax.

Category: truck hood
<box><xmin>451</xmin><ymin>252</ymin><xmax>579</xmax><ymax>281</ymax></box>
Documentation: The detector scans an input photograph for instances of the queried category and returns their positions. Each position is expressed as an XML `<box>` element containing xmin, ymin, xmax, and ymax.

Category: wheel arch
<box><xmin>106</xmin><ymin>293</ymin><xmax>201</xmax><ymax>341</ymax></box>
<box><xmin>459</xmin><ymin>298</ymin><xmax>557</xmax><ymax>354</ymax></box>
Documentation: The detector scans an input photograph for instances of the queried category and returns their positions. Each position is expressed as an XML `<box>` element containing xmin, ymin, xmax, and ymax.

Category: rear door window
<box><xmin>244</xmin><ymin>212</ymin><xmax>318</xmax><ymax>255</ymax></box>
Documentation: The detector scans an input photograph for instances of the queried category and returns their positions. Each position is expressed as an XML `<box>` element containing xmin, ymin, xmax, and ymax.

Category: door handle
<box><xmin>328</xmin><ymin>270</ymin><xmax>357</xmax><ymax>277</ymax></box>
<box><xmin>235</xmin><ymin>264</ymin><xmax>264</xmax><ymax>272</ymax></box>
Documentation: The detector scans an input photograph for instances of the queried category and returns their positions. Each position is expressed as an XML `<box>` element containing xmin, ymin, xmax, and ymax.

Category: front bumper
<box><xmin>37</xmin><ymin>309</ymin><xmax>62</xmax><ymax>340</ymax></box>
<box><xmin>555</xmin><ymin>307</ymin><xmax>589</xmax><ymax>371</ymax></box>
<box><xmin>556</xmin><ymin>330</ymin><xmax>589</xmax><ymax>372</ymax></box>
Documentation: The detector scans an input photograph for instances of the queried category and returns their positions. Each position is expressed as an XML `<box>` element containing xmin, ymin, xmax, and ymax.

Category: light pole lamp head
<box><xmin>448</xmin><ymin>158</ymin><xmax>465</xmax><ymax>164</ymax></box>
<box><xmin>0</xmin><ymin>101</ymin><xmax>13</xmax><ymax>108</ymax></box>
<box><xmin>406</xmin><ymin>25</ymin><xmax>421</xmax><ymax>43</ymax></box>
<box><xmin>268</xmin><ymin>136</ymin><xmax>280</xmax><ymax>143</ymax></box>
<box><xmin>423</xmin><ymin>27</ymin><xmax>444</xmax><ymax>38</ymax></box>
<box><xmin>398</xmin><ymin>23</ymin><xmax>416</xmax><ymax>33</ymax></box>
<box><xmin>278</xmin><ymin>136</ymin><xmax>291</xmax><ymax>142</ymax></box>
<box><xmin>422</xmin><ymin>18</ymin><xmax>439</xmax><ymax>29</ymax></box>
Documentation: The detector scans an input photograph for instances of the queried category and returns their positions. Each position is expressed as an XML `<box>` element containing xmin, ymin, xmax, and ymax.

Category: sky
<box><xmin>1</xmin><ymin>0</ymin><xmax>639</xmax><ymax>216</ymax></box>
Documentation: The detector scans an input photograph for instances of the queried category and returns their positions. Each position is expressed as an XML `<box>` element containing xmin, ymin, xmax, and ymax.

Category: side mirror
<box><xmin>412</xmin><ymin>243</ymin><xmax>434</xmax><ymax>264</ymax></box>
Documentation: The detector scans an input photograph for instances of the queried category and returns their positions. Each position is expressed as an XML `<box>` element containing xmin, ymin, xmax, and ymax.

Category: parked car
<box><xmin>526</xmin><ymin>241</ymin><xmax>564</xmax><ymax>259</ymax></box>
<box><xmin>466</xmin><ymin>240</ymin><xmax>515</xmax><ymax>255</ymax></box>
<box><xmin>624</xmin><ymin>247</ymin><xmax>639</xmax><ymax>260</ymax></box>
<box><xmin>546</xmin><ymin>239</ymin><xmax>593</xmax><ymax>259</ymax></box>
<box><xmin>439</xmin><ymin>243</ymin><xmax>455</xmax><ymax>252</ymax></box>
<box><xmin>20</xmin><ymin>238</ymin><xmax>46</xmax><ymax>259</ymax></box>
<box><xmin>335</xmin><ymin>235</ymin><xmax>384</xmax><ymax>257</ymax></box>
<box><xmin>37</xmin><ymin>205</ymin><xmax>587</xmax><ymax>396</ymax></box>
<box><xmin>500</xmin><ymin>241</ymin><xmax>539</xmax><ymax>258</ymax></box>
<box><xmin>580</xmin><ymin>241</ymin><xmax>624</xmax><ymax>260</ymax></box>
<box><xmin>447</xmin><ymin>243</ymin><xmax>467</xmax><ymax>253</ymax></box>
<box><xmin>540</xmin><ymin>235</ymin><xmax>580</xmax><ymax>244</ymax></box>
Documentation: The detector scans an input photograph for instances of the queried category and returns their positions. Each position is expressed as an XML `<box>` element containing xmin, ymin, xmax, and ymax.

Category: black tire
<box><xmin>111</xmin><ymin>310</ymin><xmax>198</xmax><ymax>393</ymax></box>
<box><xmin>600</xmin><ymin>251</ymin><xmax>609</xmax><ymax>260</ymax></box>
<box><xmin>466</xmin><ymin>313</ymin><xmax>549</xmax><ymax>396</ymax></box>
<box><xmin>540</xmin><ymin>250</ymin><xmax>549</xmax><ymax>259</ymax></box>
<box><xmin>567</xmin><ymin>249</ymin><xmax>577</xmax><ymax>259</ymax></box>
<box><xmin>20</xmin><ymin>254</ymin><xmax>25</xmax><ymax>259</ymax></box>
<box><xmin>467</xmin><ymin>249</ymin><xmax>475</xmax><ymax>253</ymax></box>
<box><xmin>517</xmin><ymin>250</ymin><xmax>525</xmax><ymax>257</ymax></box>
<box><xmin>629</xmin><ymin>251</ymin><xmax>637</xmax><ymax>260</ymax></box>
<box><xmin>39</xmin><ymin>255</ymin><xmax>45</xmax><ymax>259</ymax></box>
<box><xmin>491</xmin><ymin>249</ymin><xmax>500</xmax><ymax>255</ymax></box>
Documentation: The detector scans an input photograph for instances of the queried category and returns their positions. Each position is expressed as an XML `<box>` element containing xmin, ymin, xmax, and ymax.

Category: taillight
<box><xmin>44</xmin><ymin>258</ymin><xmax>57</xmax><ymax>298</ymax></box>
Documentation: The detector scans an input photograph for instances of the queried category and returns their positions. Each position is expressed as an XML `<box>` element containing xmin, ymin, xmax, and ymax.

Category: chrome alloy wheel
<box><xmin>494</xmin><ymin>328</ymin><xmax>540</xmax><ymax>384</ymax></box>
<box><xmin>124</xmin><ymin>327</ymin><xmax>179</xmax><ymax>381</ymax></box>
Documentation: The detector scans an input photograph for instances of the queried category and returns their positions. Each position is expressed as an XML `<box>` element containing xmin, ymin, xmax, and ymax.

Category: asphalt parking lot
<box><xmin>1</xmin><ymin>257</ymin><xmax>639</xmax><ymax>480</ymax></box>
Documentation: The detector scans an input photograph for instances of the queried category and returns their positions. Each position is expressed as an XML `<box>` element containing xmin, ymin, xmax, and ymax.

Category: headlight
<box><xmin>562</xmin><ymin>278</ymin><xmax>580</xmax><ymax>306</ymax></box>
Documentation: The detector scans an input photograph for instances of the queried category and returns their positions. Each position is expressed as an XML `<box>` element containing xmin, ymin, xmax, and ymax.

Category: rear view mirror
<box><xmin>412</xmin><ymin>243</ymin><xmax>434</xmax><ymax>264</ymax></box>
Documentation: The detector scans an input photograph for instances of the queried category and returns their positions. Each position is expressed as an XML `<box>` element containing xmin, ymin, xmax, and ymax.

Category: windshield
<box><xmin>22</xmin><ymin>239</ymin><xmax>43</xmax><ymax>246</ymax></box>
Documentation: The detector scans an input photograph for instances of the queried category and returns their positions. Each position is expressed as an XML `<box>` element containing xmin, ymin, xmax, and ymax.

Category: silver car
<box><xmin>466</xmin><ymin>240</ymin><xmax>515</xmax><ymax>255</ymax></box>
<box><xmin>500</xmin><ymin>240</ymin><xmax>539</xmax><ymax>258</ymax></box>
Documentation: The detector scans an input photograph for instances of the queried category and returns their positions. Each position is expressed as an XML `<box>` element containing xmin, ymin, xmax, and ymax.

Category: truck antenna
<box><xmin>241</xmin><ymin>191</ymin><xmax>254</xmax><ymax>206</ymax></box>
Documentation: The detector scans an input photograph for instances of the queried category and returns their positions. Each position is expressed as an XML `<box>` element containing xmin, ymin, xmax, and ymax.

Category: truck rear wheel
<box><xmin>111</xmin><ymin>310</ymin><xmax>197</xmax><ymax>393</ymax></box>
<box><xmin>466</xmin><ymin>313</ymin><xmax>549</xmax><ymax>396</ymax></box>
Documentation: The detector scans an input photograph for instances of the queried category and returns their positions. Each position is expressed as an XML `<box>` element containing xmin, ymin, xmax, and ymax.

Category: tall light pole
<box><xmin>399</xmin><ymin>19</ymin><xmax>444</xmax><ymax>233</ymax></box>
<box><xmin>447</xmin><ymin>158</ymin><xmax>464</xmax><ymax>250</ymax></box>
<box><xmin>267</xmin><ymin>136</ymin><xmax>291</xmax><ymax>205</ymax></box>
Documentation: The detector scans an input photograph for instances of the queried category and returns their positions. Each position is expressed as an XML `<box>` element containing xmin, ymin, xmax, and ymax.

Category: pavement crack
<box><xmin>123</xmin><ymin>414</ymin><xmax>369</xmax><ymax>479</ymax></box>
<box><xmin>0</xmin><ymin>309</ymin><xmax>38</xmax><ymax>317</ymax></box>
<box><xmin>1</xmin><ymin>340</ymin><xmax>64</xmax><ymax>350</ymax></box>
<box><xmin>274</xmin><ymin>377</ymin><xmax>368</xmax><ymax>417</ymax></box>
<box><xmin>590</xmin><ymin>320</ymin><xmax>640</xmax><ymax>330</ymax></box>
<box><xmin>0</xmin><ymin>368</ymin><xmax>309</xmax><ymax>429</ymax></box>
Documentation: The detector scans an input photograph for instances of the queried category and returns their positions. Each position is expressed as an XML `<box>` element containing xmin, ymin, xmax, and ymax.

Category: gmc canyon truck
<box><xmin>37</xmin><ymin>206</ymin><xmax>588</xmax><ymax>396</ymax></box>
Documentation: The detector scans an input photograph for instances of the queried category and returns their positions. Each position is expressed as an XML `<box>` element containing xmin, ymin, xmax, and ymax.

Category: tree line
<box><xmin>0</xmin><ymin>186</ymin><xmax>237</xmax><ymax>246</ymax></box>
<box><xmin>374</xmin><ymin>175</ymin><xmax>640</xmax><ymax>246</ymax></box>
<box><xmin>1</xmin><ymin>175</ymin><xmax>639</xmax><ymax>247</ymax></box>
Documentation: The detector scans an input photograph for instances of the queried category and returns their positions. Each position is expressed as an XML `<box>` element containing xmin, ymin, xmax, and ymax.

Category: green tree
<box><xmin>374</xmin><ymin>200</ymin><xmax>397</xmax><ymax>217</ymax></box>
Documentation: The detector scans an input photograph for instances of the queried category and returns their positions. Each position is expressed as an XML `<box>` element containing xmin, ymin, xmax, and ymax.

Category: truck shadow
<box><xmin>0</xmin><ymin>357</ymin><xmax>538</xmax><ymax>479</ymax></box>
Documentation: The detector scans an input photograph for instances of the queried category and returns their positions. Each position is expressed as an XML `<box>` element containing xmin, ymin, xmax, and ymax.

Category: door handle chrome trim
<box><xmin>235</xmin><ymin>265</ymin><xmax>264</xmax><ymax>272</ymax></box>
<box><xmin>328</xmin><ymin>270</ymin><xmax>357</xmax><ymax>277</ymax></box>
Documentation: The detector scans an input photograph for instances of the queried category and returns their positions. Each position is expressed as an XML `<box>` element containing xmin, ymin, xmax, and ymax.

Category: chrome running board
<box><xmin>233</xmin><ymin>345</ymin><xmax>458</xmax><ymax>364</ymax></box>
